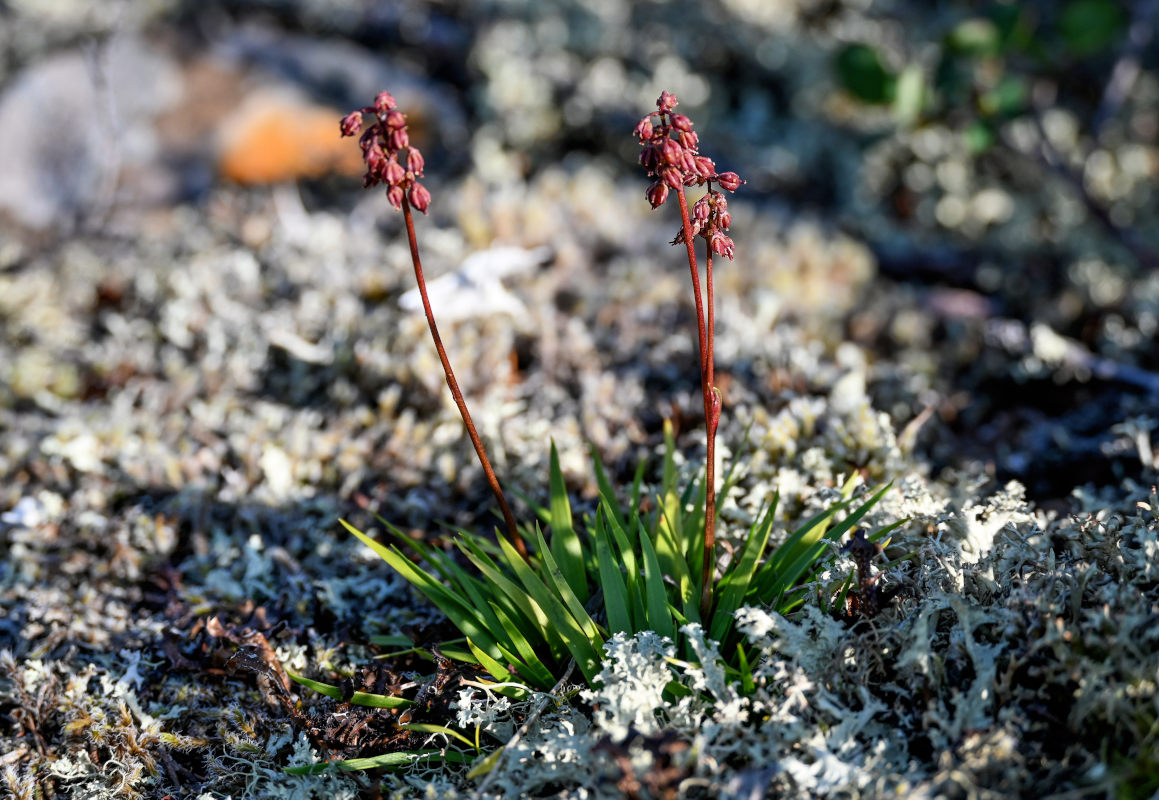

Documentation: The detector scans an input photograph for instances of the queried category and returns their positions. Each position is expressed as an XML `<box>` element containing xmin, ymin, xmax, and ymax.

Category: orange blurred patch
<box><xmin>217</xmin><ymin>91</ymin><xmax>365</xmax><ymax>184</ymax></box>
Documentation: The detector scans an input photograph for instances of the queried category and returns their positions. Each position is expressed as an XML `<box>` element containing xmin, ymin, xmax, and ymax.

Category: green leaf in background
<box><xmin>836</xmin><ymin>43</ymin><xmax>897</xmax><ymax>104</ymax></box>
<box><xmin>1059</xmin><ymin>0</ymin><xmax>1126</xmax><ymax>57</ymax></box>
<box><xmin>964</xmin><ymin>119</ymin><xmax>996</xmax><ymax>154</ymax></box>
<box><xmin>892</xmin><ymin>64</ymin><xmax>926</xmax><ymax>125</ymax></box>
<box><xmin>946</xmin><ymin>17</ymin><xmax>1002</xmax><ymax>57</ymax></box>
<box><xmin>285</xmin><ymin>671</ymin><xmax>416</xmax><ymax>709</ymax></box>
<box><xmin>979</xmin><ymin>75</ymin><xmax>1028</xmax><ymax>117</ymax></box>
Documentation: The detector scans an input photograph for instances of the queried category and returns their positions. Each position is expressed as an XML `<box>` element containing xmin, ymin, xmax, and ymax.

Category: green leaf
<box><xmin>487</xmin><ymin>602</ymin><xmax>556</xmax><ymax>688</ymax></box>
<box><xmin>595</xmin><ymin>509</ymin><xmax>633</xmax><ymax>636</ymax></box>
<box><xmin>548</xmin><ymin>442</ymin><xmax>589</xmax><ymax>603</ymax></box>
<box><xmin>286</xmin><ymin>671</ymin><xmax>416</xmax><ymax>708</ymax></box>
<box><xmin>892</xmin><ymin>64</ymin><xmax>925</xmax><ymax>125</ymax></box>
<box><xmin>835</xmin><ymin>43</ymin><xmax>896</xmax><ymax>104</ymax></box>
<box><xmin>495</xmin><ymin>534</ymin><xmax>603</xmax><ymax>684</ymax></box>
<box><xmin>979</xmin><ymin>75</ymin><xmax>1027</xmax><ymax>117</ymax></box>
<box><xmin>710</xmin><ymin>495</ymin><xmax>777</xmax><ymax>643</ymax></box>
<box><xmin>762</xmin><ymin>484</ymin><xmax>893</xmax><ymax>605</ymax></box>
<box><xmin>1060</xmin><ymin>0</ymin><xmax>1125</xmax><ymax>56</ymax></box>
<box><xmin>533</xmin><ymin>526</ymin><xmax>603</xmax><ymax>646</ymax></box>
<box><xmin>341</xmin><ymin>520</ymin><xmax>506</xmax><ymax>661</ymax></box>
<box><xmin>284</xmin><ymin>749</ymin><xmax>473</xmax><ymax>774</ymax></box>
<box><xmin>468</xmin><ymin>638</ymin><xmax>514</xmax><ymax>683</ymax></box>
<box><xmin>603</xmin><ymin>501</ymin><xmax>645</xmax><ymax>629</ymax></box>
<box><xmin>963</xmin><ymin>120</ymin><xmax>996</xmax><ymax>154</ymax></box>
<box><xmin>590</xmin><ymin>443</ymin><xmax>626</xmax><ymax>529</ymax></box>
<box><xmin>735</xmin><ymin>643</ymin><xmax>755</xmax><ymax>696</ymax></box>
<box><xmin>398</xmin><ymin>722</ymin><xmax>477</xmax><ymax>749</ymax></box>
<box><xmin>946</xmin><ymin>17</ymin><xmax>1002</xmax><ymax>56</ymax></box>
<box><xmin>638</xmin><ymin>524</ymin><xmax>675</xmax><ymax>641</ymax></box>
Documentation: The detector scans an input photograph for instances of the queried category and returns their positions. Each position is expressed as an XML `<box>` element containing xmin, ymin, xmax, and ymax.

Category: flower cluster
<box><xmin>340</xmin><ymin>91</ymin><xmax>431</xmax><ymax>213</ymax></box>
<box><xmin>635</xmin><ymin>92</ymin><xmax>743</xmax><ymax>259</ymax></box>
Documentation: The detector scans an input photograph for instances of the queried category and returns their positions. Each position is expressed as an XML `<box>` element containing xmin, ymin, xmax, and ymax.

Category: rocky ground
<box><xmin>1</xmin><ymin>1</ymin><xmax>1158</xmax><ymax>798</ymax></box>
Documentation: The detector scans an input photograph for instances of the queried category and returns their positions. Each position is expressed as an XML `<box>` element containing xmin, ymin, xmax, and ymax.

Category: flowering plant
<box><xmin>290</xmin><ymin>90</ymin><xmax>896</xmax><ymax>775</ymax></box>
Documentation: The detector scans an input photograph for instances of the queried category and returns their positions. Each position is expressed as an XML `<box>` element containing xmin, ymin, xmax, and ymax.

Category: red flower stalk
<box><xmin>342</xmin><ymin>92</ymin><xmax>527</xmax><ymax>560</ymax></box>
<box><xmin>635</xmin><ymin>91</ymin><xmax>745</xmax><ymax>620</ymax></box>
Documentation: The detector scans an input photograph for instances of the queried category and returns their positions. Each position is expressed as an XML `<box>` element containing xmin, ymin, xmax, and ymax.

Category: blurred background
<box><xmin>2</xmin><ymin>3</ymin><xmax>1159</xmax><ymax>795</ymax></box>
<box><xmin>2</xmin><ymin>0</ymin><xmax>1158</xmax><ymax>514</ymax></box>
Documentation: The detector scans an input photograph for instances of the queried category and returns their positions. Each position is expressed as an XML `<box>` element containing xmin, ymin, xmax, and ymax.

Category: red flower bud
<box><xmin>639</xmin><ymin>145</ymin><xmax>660</xmax><ymax>172</ymax></box>
<box><xmin>406</xmin><ymin>148</ymin><xmax>425</xmax><ymax>176</ymax></box>
<box><xmin>408</xmin><ymin>182</ymin><xmax>431</xmax><ymax>213</ymax></box>
<box><xmin>374</xmin><ymin>91</ymin><xmax>397</xmax><ymax>114</ymax></box>
<box><xmin>389</xmin><ymin>127</ymin><xmax>409</xmax><ymax>151</ymax></box>
<box><xmin>693</xmin><ymin>197</ymin><xmax>710</xmax><ymax>221</ymax></box>
<box><xmin>646</xmin><ymin>180</ymin><xmax>669</xmax><ymax>209</ymax></box>
<box><xmin>719</xmin><ymin>212</ymin><xmax>732</xmax><ymax>230</ymax></box>
<box><xmin>710</xmin><ymin>231</ymin><xmax>735</xmax><ymax>259</ymax></box>
<box><xmin>385</xmin><ymin>110</ymin><xmax>407</xmax><ymax>129</ymax></box>
<box><xmin>634</xmin><ymin>116</ymin><xmax>654</xmax><ymax>140</ymax></box>
<box><xmin>662</xmin><ymin>166</ymin><xmax>684</xmax><ymax>190</ymax></box>
<box><xmin>383</xmin><ymin>156</ymin><xmax>406</xmax><ymax>185</ymax></box>
<box><xmin>717</xmin><ymin>171</ymin><xmax>743</xmax><ymax>191</ymax></box>
<box><xmin>670</xmin><ymin>113</ymin><xmax>692</xmax><ymax>132</ymax></box>
<box><xmin>680</xmin><ymin>149</ymin><xmax>698</xmax><ymax>175</ymax></box>
<box><xmin>661</xmin><ymin>137</ymin><xmax>683</xmax><ymax>165</ymax></box>
<box><xmin>657</xmin><ymin>91</ymin><xmax>678</xmax><ymax>112</ymax></box>
<box><xmin>386</xmin><ymin>184</ymin><xmax>405</xmax><ymax>209</ymax></box>
<box><xmin>340</xmin><ymin>110</ymin><xmax>364</xmax><ymax>137</ymax></box>
<box><xmin>694</xmin><ymin>156</ymin><xmax>716</xmax><ymax>178</ymax></box>
<box><xmin>679</xmin><ymin>130</ymin><xmax>699</xmax><ymax>150</ymax></box>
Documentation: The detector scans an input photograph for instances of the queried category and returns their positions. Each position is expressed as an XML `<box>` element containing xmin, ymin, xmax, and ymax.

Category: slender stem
<box><xmin>675</xmin><ymin>188</ymin><xmax>709</xmax><ymax>383</ymax></box>
<box><xmin>701</xmin><ymin>246</ymin><xmax>718</xmax><ymax>620</ymax></box>
<box><xmin>401</xmin><ymin>198</ymin><xmax>528</xmax><ymax>559</ymax></box>
<box><xmin>674</xmin><ymin>186</ymin><xmax>717</xmax><ymax>620</ymax></box>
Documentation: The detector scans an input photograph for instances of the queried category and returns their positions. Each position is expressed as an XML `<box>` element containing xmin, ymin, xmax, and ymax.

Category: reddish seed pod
<box><xmin>374</xmin><ymin>91</ymin><xmax>397</xmax><ymax>114</ymax></box>
<box><xmin>719</xmin><ymin>212</ymin><xmax>732</xmax><ymax>230</ymax></box>
<box><xmin>634</xmin><ymin>116</ymin><xmax>655</xmax><ymax>140</ymax></box>
<box><xmin>389</xmin><ymin>128</ymin><xmax>409</xmax><ymax>151</ymax></box>
<box><xmin>639</xmin><ymin>145</ymin><xmax>660</xmax><ymax>172</ymax></box>
<box><xmin>693</xmin><ymin>197</ymin><xmax>710</xmax><ymax>222</ymax></box>
<box><xmin>717</xmin><ymin>171</ymin><xmax>743</xmax><ymax>191</ymax></box>
<box><xmin>662</xmin><ymin>166</ymin><xmax>684</xmax><ymax>190</ymax></box>
<box><xmin>646</xmin><ymin>180</ymin><xmax>669</xmax><ymax>208</ymax></box>
<box><xmin>406</xmin><ymin>148</ymin><xmax>425</xmax><ymax>176</ymax></box>
<box><xmin>679</xmin><ymin>130</ymin><xmax>699</xmax><ymax>150</ymax></box>
<box><xmin>670</xmin><ymin>113</ymin><xmax>692</xmax><ymax>132</ymax></box>
<box><xmin>386</xmin><ymin>185</ymin><xmax>405</xmax><ymax>209</ymax></box>
<box><xmin>408</xmin><ymin>182</ymin><xmax>432</xmax><ymax>213</ymax></box>
<box><xmin>657</xmin><ymin>91</ymin><xmax>678</xmax><ymax>112</ymax></box>
<box><xmin>694</xmin><ymin>156</ymin><xmax>716</xmax><ymax>178</ymax></box>
<box><xmin>385</xmin><ymin>110</ymin><xmax>407</xmax><ymax>129</ymax></box>
<box><xmin>661</xmin><ymin>137</ymin><xmax>683</xmax><ymax>165</ymax></box>
<box><xmin>383</xmin><ymin>157</ymin><xmax>406</xmax><ymax>186</ymax></box>
<box><xmin>340</xmin><ymin>111</ymin><xmax>363</xmax><ymax>137</ymax></box>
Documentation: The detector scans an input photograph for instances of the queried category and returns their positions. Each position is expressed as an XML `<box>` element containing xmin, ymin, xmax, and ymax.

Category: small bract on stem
<box><xmin>636</xmin><ymin>90</ymin><xmax>744</xmax><ymax>620</ymax></box>
<box><xmin>341</xmin><ymin>91</ymin><xmax>527</xmax><ymax>560</ymax></box>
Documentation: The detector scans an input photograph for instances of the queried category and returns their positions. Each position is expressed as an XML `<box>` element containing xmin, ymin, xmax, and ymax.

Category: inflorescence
<box><xmin>635</xmin><ymin>91</ymin><xmax>744</xmax><ymax>259</ymax></box>
<box><xmin>340</xmin><ymin>91</ymin><xmax>431</xmax><ymax>213</ymax></box>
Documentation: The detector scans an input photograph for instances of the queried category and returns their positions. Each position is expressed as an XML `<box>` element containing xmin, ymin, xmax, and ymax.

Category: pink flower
<box><xmin>385</xmin><ymin>110</ymin><xmax>407</xmax><ymax>129</ymax></box>
<box><xmin>694</xmin><ymin>156</ymin><xmax>716</xmax><ymax>178</ymax></box>
<box><xmin>386</xmin><ymin>185</ymin><xmax>405</xmax><ymax>209</ymax></box>
<box><xmin>389</xmin><ymin>127</ymin><xmax>409</xmax><ymax>151</ymax></box>
<box><xmin>661</xmin><ymin>137</ymin><xmax>684</xmax><ymax>165</ymax></box>
<box><xmin>670</xmin><ymin>113</ymin><xmax>692</xmax><ymax>132</ymax></box>
<box><xmin>679</xmin><ymin>130</ymin><xmax>699</xmax><ymax>150</ymax></box>
<box><xmin>634</xmin><ymin>116</ymin><xmax>654</xmax><ymax>140</ymax></box>
<box><xmin>657</xmin><ymin>91</ymin><xmax>678</xmax><ymax>112</ymax></box>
